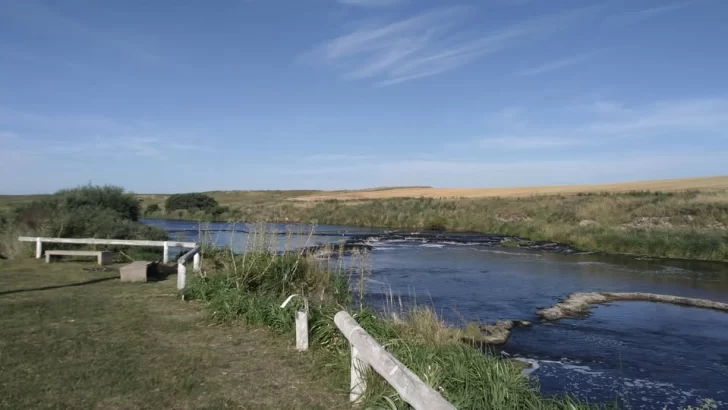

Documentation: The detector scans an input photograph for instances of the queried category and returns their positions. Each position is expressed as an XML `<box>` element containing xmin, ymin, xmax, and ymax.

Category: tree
<box><xmin>145</xmin><ymin>204</ymin><xmax>161</xmax><ymax>215</ymax></box>
<box><xmin>164</xmin><ymin>193</ymin><xmax>219</xmax><ymax>212</ymax></box>
<box><xmin>12</xmin><ymin>185</ymin><xmax>165</xmax><ymax>240</ymax></box>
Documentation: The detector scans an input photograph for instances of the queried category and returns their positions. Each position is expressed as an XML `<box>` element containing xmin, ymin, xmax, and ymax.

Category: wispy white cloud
<box><xmin>1</xmin><ymin>0</ymin><xmax>162</xmax><ymax>63</ymax></box>
<box><xmin>480</xmin><ymin>135</ymin><xmax>587</xmax><ymax>149</ymax></box>
<box><xmin>514</xmin><ymin>51</ymin><xmax>601</xmax><ymax>76</ymax></box>
<box><xmin>276</xmin><ymin>150</ymin><xmax>728</xmax><ymax>188</ymax></box>
<box><xmin>338</xmin><ymin>0</ymin><xmax>404</xmax><ymax>7</ymax></box>
<box><xmin>604</xmin><ymin>1</ymin><xmax>701</xmax><ymax>26</ymax></box>
<box><xmin>475</xmin><ymin>97</ymin><xmax>728</xmax><ymax>150</ymax></box>
<box><xmin>304</xmin><ymin>153</ymin><xmax>377</xmax><ymax>162</ymax></box>
<box><xmin>304</xmin><ymin>5</ymin><xmax>602</xmax><ymax>86</ymax></box>
<box><xmin>0</xmin><ymin>108</ymin><xmax>216</xmax><ymax>159</ymax></box>
<box><xmin>0</xmin><ymin>131</ymin><xmax>20</xmax><ymax>140</ymax></box>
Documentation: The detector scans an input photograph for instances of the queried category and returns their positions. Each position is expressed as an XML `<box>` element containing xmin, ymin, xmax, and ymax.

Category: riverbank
<box><xmin>146</xmin><ymin>189</ymin><xmax>728</xmax><ymax>262</ymax></box>
<box><xmin>0</xmin><ymin>259</ymin><xmax>346</xmax><ymax>409</ymax></box>
<box><xmin>183</xmin><ymin>240</ymin><xmax>591</xmax><ymax>409</ymax></box>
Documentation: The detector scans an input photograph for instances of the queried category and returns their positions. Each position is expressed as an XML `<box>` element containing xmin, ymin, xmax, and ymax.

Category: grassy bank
<box><xmin>183</xmin><ymin>231</ymin><xmax>591</xmax><ymax>410</ymax></box>
<box><xmin>0</xmin><ymin>259</ymin><xmax>346</xmax><ymax>409</ymax></box>
<box><xmin>226</xmin><ymin>190</ymin><xmax>728</xmax><ymax>261</ymax></box>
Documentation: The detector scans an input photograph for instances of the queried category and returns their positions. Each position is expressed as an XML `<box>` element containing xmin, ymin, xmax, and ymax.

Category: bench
<box><xmin>45</xmin><ymin>250</ymin><xmax>114</xmax><ymax>265</ymax></box>
<box><xmin>120</xmin><ymin>261</ymin><xmax>152</xmax><ymax>283</ymax></box>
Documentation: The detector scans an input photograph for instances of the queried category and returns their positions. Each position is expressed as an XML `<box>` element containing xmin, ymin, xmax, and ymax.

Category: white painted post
<box><xmin>295</xmin><ymin>311</ymin><xmax>309</xmax><ymax>352</ymax></box>
<box><xmin>163</xmin><ymin>241</ymin><xmax>169</xmax><ymax>263</ymax></box>
<box><xmin>177</xmin><ymin>263</ymin><xmax>186</xmax><ymax>290</ymax></box>
<box><xmin>350</xmin><ymin>346</ymin><xmax>368</xmax><ymax>403</ymax></box>
<box><xmin>35</xmin><ymin>237</ymin><xmax>42</xmax><ymax>259</ymax></box>
<box><xmin>193</xmin><ymin>252</ymin><xmax>201</xmax><ymax>273</ymax></box>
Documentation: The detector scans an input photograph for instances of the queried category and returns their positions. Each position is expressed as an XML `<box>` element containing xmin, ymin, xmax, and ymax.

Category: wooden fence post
<box><xmin>177</xmin><ymin>263</ymin><xmax>186</xmax><ymax>290</ymax></box>
<box><xmin>163</xmin><ymin>241</ymin><xmax>169</xmax><ymax>264</ymax></box>
<box><xmin>295</xmin><ymin>311</ymin><xmax>309</xmax><ymax>351</ymax></box>
<box><xmin>350</xmin><ymin>346</ymin><xmax>368</xmax><ymax>403</ymax></box>
<box><xmin>193</xmin><ymin>253</ymin><xmax>201</xmax><ymax>273</ymax></box>
<box><xmin>35</xmin><ymin>237</ymin><xmax>42</xmax><ymax>259</ymax></box>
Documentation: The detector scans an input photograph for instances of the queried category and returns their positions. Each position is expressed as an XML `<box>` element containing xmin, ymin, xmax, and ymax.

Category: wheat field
<box><xmin>292</xmin><ymin>176</ymin><xmax>728</xmax><ymax>201</ymax></box>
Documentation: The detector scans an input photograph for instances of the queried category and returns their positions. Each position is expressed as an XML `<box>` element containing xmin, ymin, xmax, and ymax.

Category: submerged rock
<box><xmin>538</xmin><ymin>291</ymin><xmax>728</xmax><ymax>321</ymax></box>
<box><xmin>461</xmin><ymin>319</ymin><xmax>533</xmax><ymax>346</ymax></box>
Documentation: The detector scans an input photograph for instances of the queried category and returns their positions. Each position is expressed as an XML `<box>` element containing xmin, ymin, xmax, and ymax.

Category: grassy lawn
<box><xmin>0</xmin><ymin>259</ymin><xmax>348</xmax><ymax>410</ymax></box>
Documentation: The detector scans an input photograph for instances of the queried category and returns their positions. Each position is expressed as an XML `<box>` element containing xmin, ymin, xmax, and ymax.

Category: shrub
<box><xmin>145</xmin><ymin>203</ymin><xmax>161</xmax><ymax>215</ymax></box>
<box><xmin>165</xmin><ymin>193</ymin><xmax>219</xmax><ymax>212</ymax></box>
<box><xmin>10</xmin><ymin>185</ymin><xmax>165</xmax><ymax>241</ymax></box>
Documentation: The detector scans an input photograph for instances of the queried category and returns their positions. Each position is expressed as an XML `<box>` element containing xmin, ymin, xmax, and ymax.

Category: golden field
<box><xmin>292</xmin><ymin>176</ymin><xmax>728</xmax><ymax>201</ymax></box>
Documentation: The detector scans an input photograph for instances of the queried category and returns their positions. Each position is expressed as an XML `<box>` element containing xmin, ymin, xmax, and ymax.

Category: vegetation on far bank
<box><xmin>3</xmin><ymin>180</ymin><xmax>728</xmax><ymax>261</ymax></box>
<box><xmin>155</xmin><ymin>189</ymin><xmax>727</xmax><ymax>262</ymax></box>
<box><xmin>273</xmin><ymin>191</ymin><xmax>728</xmax><ymax>261</ymax></box>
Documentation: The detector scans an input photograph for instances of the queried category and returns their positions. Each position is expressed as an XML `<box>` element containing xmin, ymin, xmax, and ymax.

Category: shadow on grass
<box><xmin>0</xmin><ymin>276</ymin><xmax>119</xmax><ymax>296</ymax></box>
<box><xmin>147</xmin><ymin>263</ymin><xmax>177</xmax><ymax>282</ymax></box>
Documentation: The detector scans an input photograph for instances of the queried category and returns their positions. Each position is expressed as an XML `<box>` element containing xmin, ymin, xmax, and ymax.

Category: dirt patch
<box><xmin>538</xmin><ymin>292</ymin><xmax>728</xmax><ymax>321</ymax></box>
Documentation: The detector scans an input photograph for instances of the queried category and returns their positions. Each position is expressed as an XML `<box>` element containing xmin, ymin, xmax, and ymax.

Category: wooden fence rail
<box><xmin>18</xmin><ymin>236</ymin><xmax>196</xmax><ymax>264</ymax></box>
<box><xmin>333</xmin><ymin>311</ymin><xmax>456</xmax><ymax>410</ymax></box>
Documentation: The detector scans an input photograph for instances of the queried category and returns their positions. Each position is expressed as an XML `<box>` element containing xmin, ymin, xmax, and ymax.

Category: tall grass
<box><xmin>183</xmin><ymin>227</ymin><xmax>593</xmax><ymax>409</ymax></box>
<box><xmin>224</xmin><ymin>191</ymin><xmax>728</xmax><ymax>261</ymax></box>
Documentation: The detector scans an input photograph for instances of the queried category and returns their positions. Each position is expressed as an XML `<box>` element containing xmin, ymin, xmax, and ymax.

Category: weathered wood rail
<box><xmin>334</xmin><ymin>311</ymin><xmax>456</xmax><ymax>409</ymax></box>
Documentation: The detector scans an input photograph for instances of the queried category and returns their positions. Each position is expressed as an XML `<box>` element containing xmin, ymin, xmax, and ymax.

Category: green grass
<box><xmin>0</xmin><ymin>259</ymin><xmax>347</xmax><ymax>409</ymax></box>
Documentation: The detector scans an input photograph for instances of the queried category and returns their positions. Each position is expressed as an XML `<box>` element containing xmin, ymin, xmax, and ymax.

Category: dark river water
<box><xmin>144</xmin><ymin>219</ymin><xmax>728</xmax><ymax>409</ymax></box>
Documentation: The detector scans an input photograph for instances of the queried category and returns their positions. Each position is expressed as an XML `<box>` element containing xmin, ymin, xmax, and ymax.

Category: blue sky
<box><xmin>1</xmin><ymin>0</ymin><xmax>726</xmax><ymax>194</ymax></box>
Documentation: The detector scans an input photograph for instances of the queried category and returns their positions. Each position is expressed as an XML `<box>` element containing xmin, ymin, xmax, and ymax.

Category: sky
<box><xmin>0</xmin><ymin>0</ymin><xmax>726</xmax><ymax>194</ymax></box>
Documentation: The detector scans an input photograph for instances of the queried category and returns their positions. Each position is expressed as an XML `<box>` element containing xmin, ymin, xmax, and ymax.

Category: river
<box><xmin>144</xmin><ymin>219</ymin><xmax>728</xmax><ymax>409</ymax></box>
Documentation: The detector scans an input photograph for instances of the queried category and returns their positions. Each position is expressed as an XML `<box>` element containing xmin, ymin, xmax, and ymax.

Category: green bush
<box><xmin>145</xmin><ymin>203</ymin><xmax>161</xmax><ymax>215</ymax></box>
<box><xmin>10</xmin><ymin>185</ymin><xmax>166</xmax><ymax>241</ymax></box>
<box><xmin>165</xmin><ymin>193</ymin><xmax>219</xmax><ymax>212</ymax></box>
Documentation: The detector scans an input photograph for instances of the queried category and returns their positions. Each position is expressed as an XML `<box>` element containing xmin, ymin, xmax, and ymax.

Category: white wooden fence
<box><xmin>18</xmin><ymin>236</ymin><xmax>196</xmax><ymax>263</ymax></box>
<box><xmin>334</xmin><ymin>311</ymin><xmax>456</xmax><ymax>409</ymax></box>
<box><xmin>18</xmin><ymin>236</ymin><xmax>201</xmax><ymax>290</ymax></box>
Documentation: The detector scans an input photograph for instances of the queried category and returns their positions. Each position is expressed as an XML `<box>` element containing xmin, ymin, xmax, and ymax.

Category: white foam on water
<box><xmin>532</xmin><ymin>359</ymin><xmax>725</xmax><ymax>410</ymax></box>
<box><xmin>477</xmin><ymin>249</ymin><xmax>516</xmax><ymax>255</ymax></box>
<box><xmin>439</xmin><ymin>241</ymin><xmax>481</xmax><ymax>246</ymax></box>
<box><xmin>372</xmin><ymin>246</ymin><xmax>398</xmax><ymax>251</ymax></box>
<box><xmin>420</xmin><ymin>243</ymin><xmax>445</xmax><ymax>248</ymax></box>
